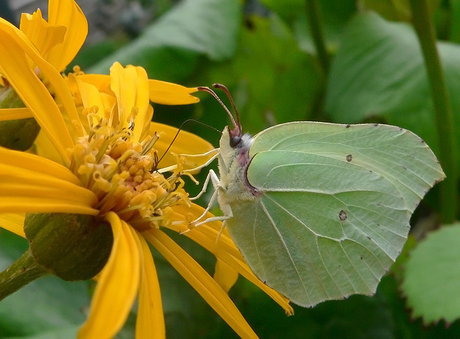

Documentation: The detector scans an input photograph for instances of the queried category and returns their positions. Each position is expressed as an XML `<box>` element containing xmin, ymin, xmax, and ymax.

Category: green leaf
<box><xmin>196</xmin><ymin>15</ymin><xmax>322</xmax><ymax>133</ymax></box>
<box><xmin>325</xmin><ymin>12</ymin><xmax>460</xmax><ymax>168</ymax></box>
<box><xmin>89</xmin><ymin>0</ymin><xmax>240</xmax><ymax>80</ymax></box>
<box><xmin>403</xmin><ymin>223</ymin><xmax>460</xmax><ymax>323</ymax></box>
<box><xmin>261</xmin><ymin>0</ymin><xmax>357</xmax><ymax>54</ymax></box>
<box><xmin>0</xmin><ymin>230</ymin><xmax>89</xmax><ymax>337</ymax></box>
<box><xmin>2</xmin><ymin>326</ymin><xmax>80</xmax><ymax>339</ymax></box>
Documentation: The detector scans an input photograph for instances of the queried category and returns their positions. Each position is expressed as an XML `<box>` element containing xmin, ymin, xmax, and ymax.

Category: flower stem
<box><xmin>409</xmin><ymin>0</ymin><xmax>458</xmax><ymax>223</ymax></box>
<box><xmin>306</xmin><ymin>0</ymin><xmax>329</xmax><ymax>76</ymax></box>
<box><xmin>0</xmin><ymin>248</ymin><xmax>49</xmax><ymax>301</ymax></box>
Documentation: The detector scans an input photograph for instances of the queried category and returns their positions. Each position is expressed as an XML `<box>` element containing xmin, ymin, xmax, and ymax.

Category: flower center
<box><xmin>68</xmin><ymin>113</ymin><xmax>189</xmax><ymax>231</ymax></box>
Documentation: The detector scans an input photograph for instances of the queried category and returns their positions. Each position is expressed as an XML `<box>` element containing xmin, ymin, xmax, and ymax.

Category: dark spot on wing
<box><xmin>346</xmin><ymin>154</ymin><xmax>352</xmax><ymax>162</ymax></box>
<box><xmin>339</xmin><ymin>210</ymin><xmax>347</xmax><ymax>221</ymax></box>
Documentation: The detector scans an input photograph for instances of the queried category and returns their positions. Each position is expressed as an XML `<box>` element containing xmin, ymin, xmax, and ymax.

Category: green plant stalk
<box><xmin>306</xmin><ymin>0</ymin><xmax>329</xmax><ymax>75</ymax></box>
<box><xmin>0</xmin><ymin>248</ymin><xmax>49</xmax><ymax>301</ymax></box>
<box><xmin>410</xmin><ymin>0</ymin><xmax>458</xmax><ymax>223</ymax></box>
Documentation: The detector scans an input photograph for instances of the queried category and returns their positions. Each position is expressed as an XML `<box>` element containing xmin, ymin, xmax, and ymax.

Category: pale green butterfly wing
<box><xmin>224</xmin><ymin>122</ymin><xmax>444</xmax><ymax>308</ymax></box>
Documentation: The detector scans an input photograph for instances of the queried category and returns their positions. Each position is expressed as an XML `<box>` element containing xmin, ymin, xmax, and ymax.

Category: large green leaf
<box><xmin>89</xmin><ymin>0</ymin><xmax>240</xmax><ymax>80</ymax></box>
<box><xmin>403</xmin><ymin>223</ymin><xmax>460</xmax><ymax>323</ymax></box>
<box><xmin>261</xmin><ymin>0</ymin><xmax>357</xmax><ymax>54</ymax></box>
<box><xmin>325</xmin><ymin>12</ymin><xmax>460</xmax><ymax>167</ymax></box>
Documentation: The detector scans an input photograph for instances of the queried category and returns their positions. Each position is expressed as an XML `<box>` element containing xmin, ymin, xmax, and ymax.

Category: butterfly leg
<box><xmin>189</xmin><ymin>170</ymin><xmax>233</xmax><ymax>227</ymax></box>
<box><xmin>190</xmin><ymin>170</ymin><xmax>223</xmax><ymax>223</ymax></box>
<box><xmin>189</xmin><ymin>167</ymin><xmax>217</xmax><ymax>201</ymax></box>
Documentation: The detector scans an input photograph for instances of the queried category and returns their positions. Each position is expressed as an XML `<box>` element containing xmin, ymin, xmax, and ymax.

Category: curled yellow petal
<box><xmin>47</xmin><ymin>0</ymin><xmax>88</xmax><ymax>71</ymax></box>
<box><xmin>149</xmin><ymin>79</ymin><xmax>199</xmax><ymax>105</ymax></box>
<box><xmin>214</xmin><ymin>258</ymin><xmax>239</xmax><ymax>294</ymax></box>
<box><xmin>19</xmin><ymin>10</ymin><xmax>66</xmax><ymax>62</ymax></box>
<box><xmin>144</xmin><ymin>228</ymin><xmax>259</xmax><ymax>339</ymax></box>
<box><xmin>78</xmin><ymin>213</ymin><xmax>140</xmax><ymax>339</ymax></box>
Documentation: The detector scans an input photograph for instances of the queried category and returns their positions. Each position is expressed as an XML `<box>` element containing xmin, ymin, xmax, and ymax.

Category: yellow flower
<box><xmin>0</xmin><ymin>6</ymin><xmax>293</xmax><ymax>339</ymax></box>
<box><xmin>0</xmin><ymin>0</ymin><xmax>86</xmax><ymax>122</ymax></box>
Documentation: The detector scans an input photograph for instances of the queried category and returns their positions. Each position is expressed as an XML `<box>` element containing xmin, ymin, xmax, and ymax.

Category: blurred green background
<box><xmin>2</xmin><ymin>0</ymin><xmax>460</xmax><ymax>338</ymax></box>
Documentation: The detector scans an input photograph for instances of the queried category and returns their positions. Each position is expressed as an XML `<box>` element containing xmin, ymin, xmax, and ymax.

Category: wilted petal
<box><xmin>78</xmin><ymin>213</ymin><xmax>140</xmax><ymax>339</ymax></box>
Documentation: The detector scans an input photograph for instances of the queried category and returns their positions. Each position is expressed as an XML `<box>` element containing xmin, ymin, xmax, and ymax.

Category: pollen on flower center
<box><xmin>68</xmin><ymin>118</ymin><xmax>190</xmax><ymax>231</ymax></box>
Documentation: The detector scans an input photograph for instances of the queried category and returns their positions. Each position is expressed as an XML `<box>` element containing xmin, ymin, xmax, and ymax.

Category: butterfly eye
<box><xmin>230</xmin><ymin>135</ymin><xmax>241</xmax><ymax>148</ymax></box>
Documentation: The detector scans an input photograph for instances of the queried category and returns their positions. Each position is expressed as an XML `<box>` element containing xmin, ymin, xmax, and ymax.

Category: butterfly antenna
<box><xmin>156</xmin><ymin>119</ymin><xmax>221</xmax><ymax>166</ymax></box>
<box><xmin>212</xmin><ymin>83</ymin><xmax>241</xmax><ymax>128</ymax></box>
<box><xmin>197</xmin><ymin>86</ymin><xmax>239</xmax><ymax>131</ymax></box>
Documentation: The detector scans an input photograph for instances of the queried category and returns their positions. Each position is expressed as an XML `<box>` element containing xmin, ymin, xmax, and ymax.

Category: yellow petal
<box><xmin>34</xmin><ymin>129</ymin><xmax>66</xmax><ymax>165</ymax></box>
<box><xmin>0</xmin><ymin>19</ymin><xmax>74</xmax><ymax>163</ymax></box>
<box><xmin>143</xmin><ymin>228</ymin><xmax>259</xmax><ymax>339</ymax></box>
<box><xmin>0</xmin><ymin>107</ymin><xmax>33</xmax><ymax>121</ymax></box>
<box><xmin>0</xmin><ymin>147</ymin><xmax>98</xmax><ymax>214</ymax></box>
<box><xmin>78</xmin><ymin>212</ymin><xmax>140</xmax><ymax>339</ymax></box>
<box><xmin>19</xmin><ymin>10</ymin><xmax>66</xmax><ymax>61</ymax></box>
<box><xmin>0</xmin><ymin>146</ymin><xmax>80</xmax><ymax>185</ymax></box>
<box><xmin>75</xmin><ymin>74</ymin><xmax>112</xmax><ymax>95</ymax></box>
<box><xmin>0</xmin><ymin>213</ymin><xmax>25</xmax><ymax>238</ymax></box>
<box><xmin>149</xmin><ymin>80</ymin><xmax>199</xmax><ymax>105</ymax></box>
<box><xmin>139</xmin><ymin>105</ymin><xmax>154</xmax><ymax>142</ymax></box>
<box><xmin>132</xmin><ymin>67</ymin><xmax>150</xmax><ymax>141</ymax></box>
<box><xmin>47</xmin><ymin>0</ymin><xmax>88</xmax><ymax>71</ymax></box>
<box><xmin>170</xmin><ymin>204</ymin><xmax>294</xmax><ymax>315</ymax></box>
<box><xmin>0</xmin><ymin>197</ymin><xmax>97</xmax><ymax>215</ymax></box>
<box><xmin>110</xmin><ymin>62</ymin><xmax>150</xmax><ymax>138</ymax></box>
<box><xmin>149</xmin><ymin>122</ymin><xmax>215</xmax><ymax>169</ymax></box>
<box><xmin>136</xmin><ymin>233</ymin><xmax>165</xmax><ymax>339</ymax></box>
<box><xmin>214</xmin><ymin>258</ymin><xmax>239</xmax><ymax>294</ymax></box>
<box><xmin>75</xmin><ymin>76</ymin><xmax>107</xmax><ymax>122</ymax></box>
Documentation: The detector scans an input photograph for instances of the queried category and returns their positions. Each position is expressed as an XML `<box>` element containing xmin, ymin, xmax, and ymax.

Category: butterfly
<box><xmin>192</xmin><ymin>84</ymin><xmax>445</xmax><ymax>307</ymax></box>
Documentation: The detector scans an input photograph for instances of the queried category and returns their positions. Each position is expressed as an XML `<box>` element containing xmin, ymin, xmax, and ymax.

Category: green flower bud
<box><xmin>0</xmin><ymin>86</ymin><xmax>40</xmax><ymax>150</ymax></box>
<box><xmin>24</xmin><ymin>213</ymin><xmax>113</xmax><ymax>281</ymax></box>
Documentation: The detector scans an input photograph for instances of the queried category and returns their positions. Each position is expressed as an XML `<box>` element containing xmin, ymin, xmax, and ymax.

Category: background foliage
<box><xmin>1</xmin><ymin>0</ymin><xmax>460</xmax><ymax>337</ymax></box>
